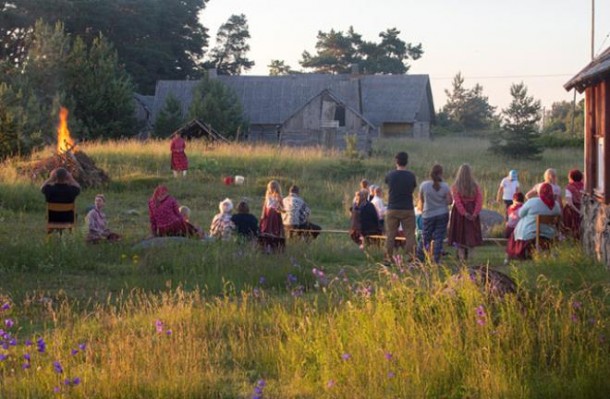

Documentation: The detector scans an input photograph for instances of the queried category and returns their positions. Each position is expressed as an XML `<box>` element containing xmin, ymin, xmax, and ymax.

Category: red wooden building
<box><xmin>565</xmin><ymin>47</ymin><xmax>610</xmax><ymax>267</ymax></box>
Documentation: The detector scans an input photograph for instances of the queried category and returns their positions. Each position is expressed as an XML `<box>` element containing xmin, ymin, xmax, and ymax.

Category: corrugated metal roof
<box><xmin>565</xmin><ymin>47</ymin><xmax>610</xmax><ymax>92</ymax></box>
<box><xmin>151</xmin><ymin>74</ymin><xmax>433</xmax><ymax>126</ymax></box>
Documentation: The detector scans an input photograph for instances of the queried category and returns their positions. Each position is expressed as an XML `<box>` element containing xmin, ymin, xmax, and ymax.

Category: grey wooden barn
<box><xmin>147</xmin><ymin>72</ymin><xmax>435</xmax><ymax>152</ymax></box>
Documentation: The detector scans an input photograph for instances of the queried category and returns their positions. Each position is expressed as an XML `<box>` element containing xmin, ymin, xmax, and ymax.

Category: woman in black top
<box><xmin>231</xmin><ymin>201</ymin><xmax>259</xmax><ymax>240</ymax></box>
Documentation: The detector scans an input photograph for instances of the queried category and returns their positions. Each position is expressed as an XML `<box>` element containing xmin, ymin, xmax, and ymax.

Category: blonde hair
<box><xmin>544</xmin><ymin>168</ymin><xmax>557</xmax><ymax>184</ymax></box>
<box><xmin>179</xmin><ymin>205</ymin><xmax>190</xmax><ymax>218</ymax></box>
<box><xmin>219</xmin><ymin>198</ymin><xmax>233</xmax><ymax>213</ymax></box>
<box><xmin>265</xmin><ymin>180</ymin><xmax>282</xmax><ymax>201</ymax></box>
<box><xmin>452</xmin><ymin>164</ymin><xmax>478</xmax><ymax>197</ymax></box>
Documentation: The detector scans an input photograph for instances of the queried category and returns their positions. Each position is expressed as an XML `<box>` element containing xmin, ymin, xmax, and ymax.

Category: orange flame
<box><xmin>57</xmin><ymin>107</ymin><xmax>75</xmax><ymax>153</ymax></box>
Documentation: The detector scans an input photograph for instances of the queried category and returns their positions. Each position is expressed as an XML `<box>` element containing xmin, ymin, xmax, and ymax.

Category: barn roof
<box><xmin>565</xmin><ymin>47</ymin><xmax>610</xmax><ymax>92</ymax></box>
<box><xmin>151</xmin><ymin>74</ymin><xmax>434</xmax><ymax>127</ymax></box>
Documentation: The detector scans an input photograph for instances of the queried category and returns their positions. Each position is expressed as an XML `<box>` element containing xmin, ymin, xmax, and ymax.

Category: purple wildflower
<box><xmin>476</xmin><ymin>318</ymin><xmax>486</xmax><ymax>326</ymax></box>
<box><xmin>78</xmin><ymin>343</ymin><xmax>86</xmax><ymax>351</ymax></box>
<box><xmin>71</xmin><ymin>349</ymin><xmax>79</xmax><ymax>356</ymax></box>
<box><xmin>9</xmin><ymin>338</ymin><xmax>16</xmax><ymax>346</ymax></box>
<box><xmin>571</xmin><ymin>314</ymin><xmax>579</xmax><ymax>323</ymax></box>
<box><xmin>385</xmin><ymin>352</ymin><xmax>393</xmax><ymax>361</ymax></box>
<box><xmin>64</xmin><ymin>378</ymin><xmax>71</xmax><ymax>386</ymax></box>
<box><xmin>252</xmin><ymin>379</ymin><xmax>266</xmax><ymax>399</ymax></box>
<box><xmin>572</xmin><ymin>301</ymin><xmax>582</xmax><ymax>309</ymax></box>
<box><xmin>23</xmin><ymin>353</ymin><xmax>31</xmax><ymax>361</ymax></box>
<box><xmin>72</xmin><ymin>377</ymin><xmax>81</xmax><ymax>386</ymax></box>
<box><xmin>53</xmin><ymin>361</ymin><xmax>63</xmax><ymax>374</ymax></box>
<box><xmin>259</xmin><ymin>276</ymin><xmax>266</xmax><ymax>285</ymax></box>
<box><xmin>387</xmin><ymin>371</ymin><xmax>395</xmax><ymax>378</ymax></box>
<box><xmin>0</xmin><ymin>354</ymin><xmax>6</xmax><ymax>361</ymax></box>
<box><xmin>53</xmin><ymin>387</ymin><xmax>60</xmax><ymax>394</ymax></box>
<box><xmin>287</xmin><ymin>274</ymin><xmax>298</xmax><ymax>284</ymax></box>
<box><xmin>291</xmin><ymin>286</ymin><xmax>304</xmax><ymax>298</ymax></box>
<box><xmin>22</xmin><ymin>363</ymin><xmax>31</xmax><ymax>369</ymax></box>
<box><xmin>155</xmin><ymin>320</ymin><xmax>163</xmax><ymax>333</ymax></box>
<box><xmin>1</xmin><ymin>303</ymin><xmax>10</xmax><ymax>311</ymax></box>
<box><xmin>341</xmin><ymin>353</ymin><xmax>351</xmax><ymax>361</ymax></box>
<box><xmin>475</xmin><ymin>305</ymin><xmax>486</xmax><ymax>318</ymax></box>
<box><xmin>4</xmin><ymin>319</ymin><xmax>14</xmax><ymax>328</ymax></box>
<box><xmin>37</xmin><ymin>337</ymin><xmax>46</xmax><ymax>353</ymax></box>
<box><xmin>1</xmin><ymin>342</ymin><xmax>8</xmax><ymax>350</ymax></box>
<box><xmin>25</xmin><ymin>339</ymin><xmax>32</xmax><ymax>347</ymax></box>
<box><xmin>252</xmin><ymin>288</ymin><xmax>260</xmax><ymax>298</ymax></box>
<box><xmin>166</xmin><ymin>330</ymin><xmax>173</xmax><ymax>336</ymax></box>
<box><xmin>326</xmin><ymin>379</ymin><xmax>336</xmax><ymax>388</ymax></box>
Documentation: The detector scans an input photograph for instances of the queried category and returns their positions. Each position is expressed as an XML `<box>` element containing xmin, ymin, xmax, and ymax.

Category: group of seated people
<box><xmin>503</xmin><ymin>168</ymin><xmax>583</xmax><ymax>261</ymax></box>
<box><xmin>146</xmin><ymin>182</ymin><xmax>321</xmax><ymax>250</ymax></box>
<box><xmin>41</xmin><ymin>166</ymin><xmax>583</xmax><ymax>263</ymax></box>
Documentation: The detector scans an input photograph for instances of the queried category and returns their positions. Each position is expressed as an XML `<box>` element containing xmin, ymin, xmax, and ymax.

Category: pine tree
<box><xmin>489</xmin><ymin>82</ymin><xmax>542</xmax><ymax>159</ymax></box>
<box><xmin>206</xmin><ymin>14</ymin><xmax>254</xmax><ymax>75</ymax></box>
<box><xmin>188</xmin><ymin>74</ymin><xmax>247</xmax><ymax>138</ymax></box>
<box><xmin>154</xmin><ymin>94</ymin><xmax>184</xmax><ymax>137</ymax></box>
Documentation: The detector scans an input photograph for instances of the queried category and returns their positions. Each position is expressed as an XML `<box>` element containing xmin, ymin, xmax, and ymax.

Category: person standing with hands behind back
<box><xmin>384</xmin><ymin>152</ymin><xmax>417</xmax><ymax>263</ymax></box>
<box><xmin>448</xmin><ymin>164</ymin><xmax>483</xmax><ymax>261</ymax></box>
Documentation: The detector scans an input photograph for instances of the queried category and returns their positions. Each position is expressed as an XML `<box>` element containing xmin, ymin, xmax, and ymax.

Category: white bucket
<box><xmin>234</xmin><ymin>175</ymin><xmax>245</xmax><ymax>185</ymax></box>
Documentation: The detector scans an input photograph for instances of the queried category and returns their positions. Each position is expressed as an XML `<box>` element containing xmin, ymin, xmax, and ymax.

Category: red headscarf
<box><xmin>539</xmin><ymin>183</ymin><xmax>555</xmax><ymax>210</ymax></box>
<box><xmin>150</xmin><ymin>185</ymin><xmax>169</xmax><ymax>207</ymax></box>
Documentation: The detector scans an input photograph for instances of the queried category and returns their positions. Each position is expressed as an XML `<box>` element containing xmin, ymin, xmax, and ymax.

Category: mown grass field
<box><xmin>1</xmin><ymin>137</ymin><xmax>609</xmax><ymax>398</ymax></box>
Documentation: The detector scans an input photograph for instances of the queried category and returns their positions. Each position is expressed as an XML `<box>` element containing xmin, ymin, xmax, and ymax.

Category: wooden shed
<box><xmin>565</xmin><ymin>47</ymin><xmax>610</xmax><ymax>268</ymax></box>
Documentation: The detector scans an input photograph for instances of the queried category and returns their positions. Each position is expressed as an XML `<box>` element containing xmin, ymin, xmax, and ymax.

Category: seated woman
<box><xmin>86</xmin><ymin>194</ymin><xmax>121</xmax><ymax>243</ymax></box>
<box><xmin>148</xmin><ymin>186</ymin><xmax>188</xmax><ymax>237</ymax></box>
<box><xmin>231</xmin><ymin>200</ymin><xmax>259</xmax><ymax>240</ymax></box>
<box><xmin>210</xmin><ymin>198</ymin><xmax>236</xmax><ymax>240</ymax></box>
<box><xmin>349</xmin><ymin>189</ymin><xmax>382</xmax><ymax>246</ymax></box>
<box><xmin>506</xmin><ymin>183</ymin><xmax>561</xmax><ymax>260</ymax></box>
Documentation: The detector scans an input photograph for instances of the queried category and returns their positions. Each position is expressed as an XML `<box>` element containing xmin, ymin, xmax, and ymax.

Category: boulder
<box><xmin>479</xmin><ymin>209</ymin><xmax>504</xmax><ymax>237</ymax></box>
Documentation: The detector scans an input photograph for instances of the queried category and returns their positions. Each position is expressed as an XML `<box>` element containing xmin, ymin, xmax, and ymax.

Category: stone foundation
<box><xmin>581</xmin><ymin>193</ymin><xmax>610</xmax><ymax>269</ymax></box>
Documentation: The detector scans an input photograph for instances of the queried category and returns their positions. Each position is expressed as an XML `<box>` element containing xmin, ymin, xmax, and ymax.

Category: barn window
<box><xmin>334</xmin><ymin>106</ymin><xmax>346</xmax><ymax>127</ymax></box>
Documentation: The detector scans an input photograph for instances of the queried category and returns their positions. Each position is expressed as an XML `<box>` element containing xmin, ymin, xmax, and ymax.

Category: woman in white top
<box><xmin>496</xmin><ymin>169</ymin><xmax>520</xmax><ymax>217</ymax></box>
<box><xmin>416</xmin><ymin>164</ymin><xmax>453</xmax><ymax>263</ymax></box>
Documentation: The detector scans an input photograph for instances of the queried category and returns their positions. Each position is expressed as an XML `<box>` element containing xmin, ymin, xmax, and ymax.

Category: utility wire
<box><xmin>596</xmin><ymin>31</ymin><xmax>610</xmax><ymax>56</ymax></box>
<box><xmin>432</xmin><ymin>73</ymin><xmax>573</xmax><ymax>80</ymax></box>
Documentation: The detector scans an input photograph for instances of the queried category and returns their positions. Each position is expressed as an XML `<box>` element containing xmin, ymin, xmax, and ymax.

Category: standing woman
<box><xmin>170</xmin><ymin>132</ymin><xmax>188</xmax><ymax>178</ymax></box>
<box><xmin>259</xmin><ymin>180</ymin><xmax>285</xmax><ymax>251</ymax></box>
<box><xmin>416</xmin><ymin>164</ymin><xmax>453</xmax><ymax>263</ymax></box>
<box><xmin>562</xmin><ymin>169</ymin><xmax>584</xmax><ymax>239</ymax></box>
<box><xmin>447</xmin><ymin>164</ymin><xmax>483</xmax><ymax>261</ymax></box>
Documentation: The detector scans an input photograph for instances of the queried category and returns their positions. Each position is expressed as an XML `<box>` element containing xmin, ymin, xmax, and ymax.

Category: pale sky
<box><xmin>201</xmin><ymin>0</ymin><xmax>610</xmax><ymax>111</ymax></box>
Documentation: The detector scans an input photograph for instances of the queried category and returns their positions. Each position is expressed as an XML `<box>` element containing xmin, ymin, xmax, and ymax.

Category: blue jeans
<box><xmin>417</xmin><ymin>213</ymin><xmax>449</xmax><ymax>263</ymax></box>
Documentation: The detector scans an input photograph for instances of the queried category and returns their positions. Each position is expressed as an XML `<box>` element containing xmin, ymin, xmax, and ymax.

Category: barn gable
<box><xmin>281</xmin><ymin>89</ymin><xmax>376</xmax><ymax>152</ymax></box>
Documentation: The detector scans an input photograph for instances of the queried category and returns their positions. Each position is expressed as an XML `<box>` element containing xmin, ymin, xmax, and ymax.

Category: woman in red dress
<box><xmin>170</xmin><ymin>133</ymin><xmax>188</xmax><ymax>177</ymax></box>
<box><xmin>148</xmin><ymin>185</ymin><xmax>188</xmax><ymax>237</ymax></box>
<box><xmin>562</xmin><ymin>169</ymin><xmax>584</xmax><ymax>239</ymax></box>
<box><xmin>447</xmin><ymin>163</ymin><xmax>483</xmax><ymax>261</ymax></box>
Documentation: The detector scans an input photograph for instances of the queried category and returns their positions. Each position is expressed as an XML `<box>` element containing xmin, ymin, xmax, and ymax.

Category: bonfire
<box><xmin>26</xmin><ymin>107</ymin><xmax>109</xmax><ymax>188</ymax></box>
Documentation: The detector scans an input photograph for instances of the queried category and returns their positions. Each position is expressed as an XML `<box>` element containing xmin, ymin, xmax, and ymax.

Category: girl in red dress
<box><xmin>170</xmin><ymin>133</ymin><xmax>188</xmax><ymax>177</ymax></box>
<box><xmin>447</xmin><ymin>164</ymin><xmax>483</xmax><ymax>261</ymax></box>
<box><xmin>562</xmin><ymin>169</ymin><xmax>584</xmax><ymax>239</ymax></box>
<box><xmin>259</xmin><ymin>180</ymin><xmax>285</xmax><ymax>251</ymax></box>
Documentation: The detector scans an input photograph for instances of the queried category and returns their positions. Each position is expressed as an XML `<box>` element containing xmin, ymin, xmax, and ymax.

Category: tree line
<box><xmin>0</xmin><ymin>1</ymin><xmax>579</xmax><ymax>160</ymax></box>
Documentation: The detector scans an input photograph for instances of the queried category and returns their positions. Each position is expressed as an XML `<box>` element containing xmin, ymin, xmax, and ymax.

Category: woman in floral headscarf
<box><xmin>506</xmin><ymin>183</ymin><xmax>561</xmax><ymax>260</ymax></box>
<box><xmin>148</xmin><ymin>186</ymin><xmax>188</xmax><ymax>237</ymax></box>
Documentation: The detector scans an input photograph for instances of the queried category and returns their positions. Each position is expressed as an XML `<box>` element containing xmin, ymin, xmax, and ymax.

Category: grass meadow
<box><xmin>1</xmin><ymin>137</ymin><xmax>609</xmax><ymax>398</ymax></box>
